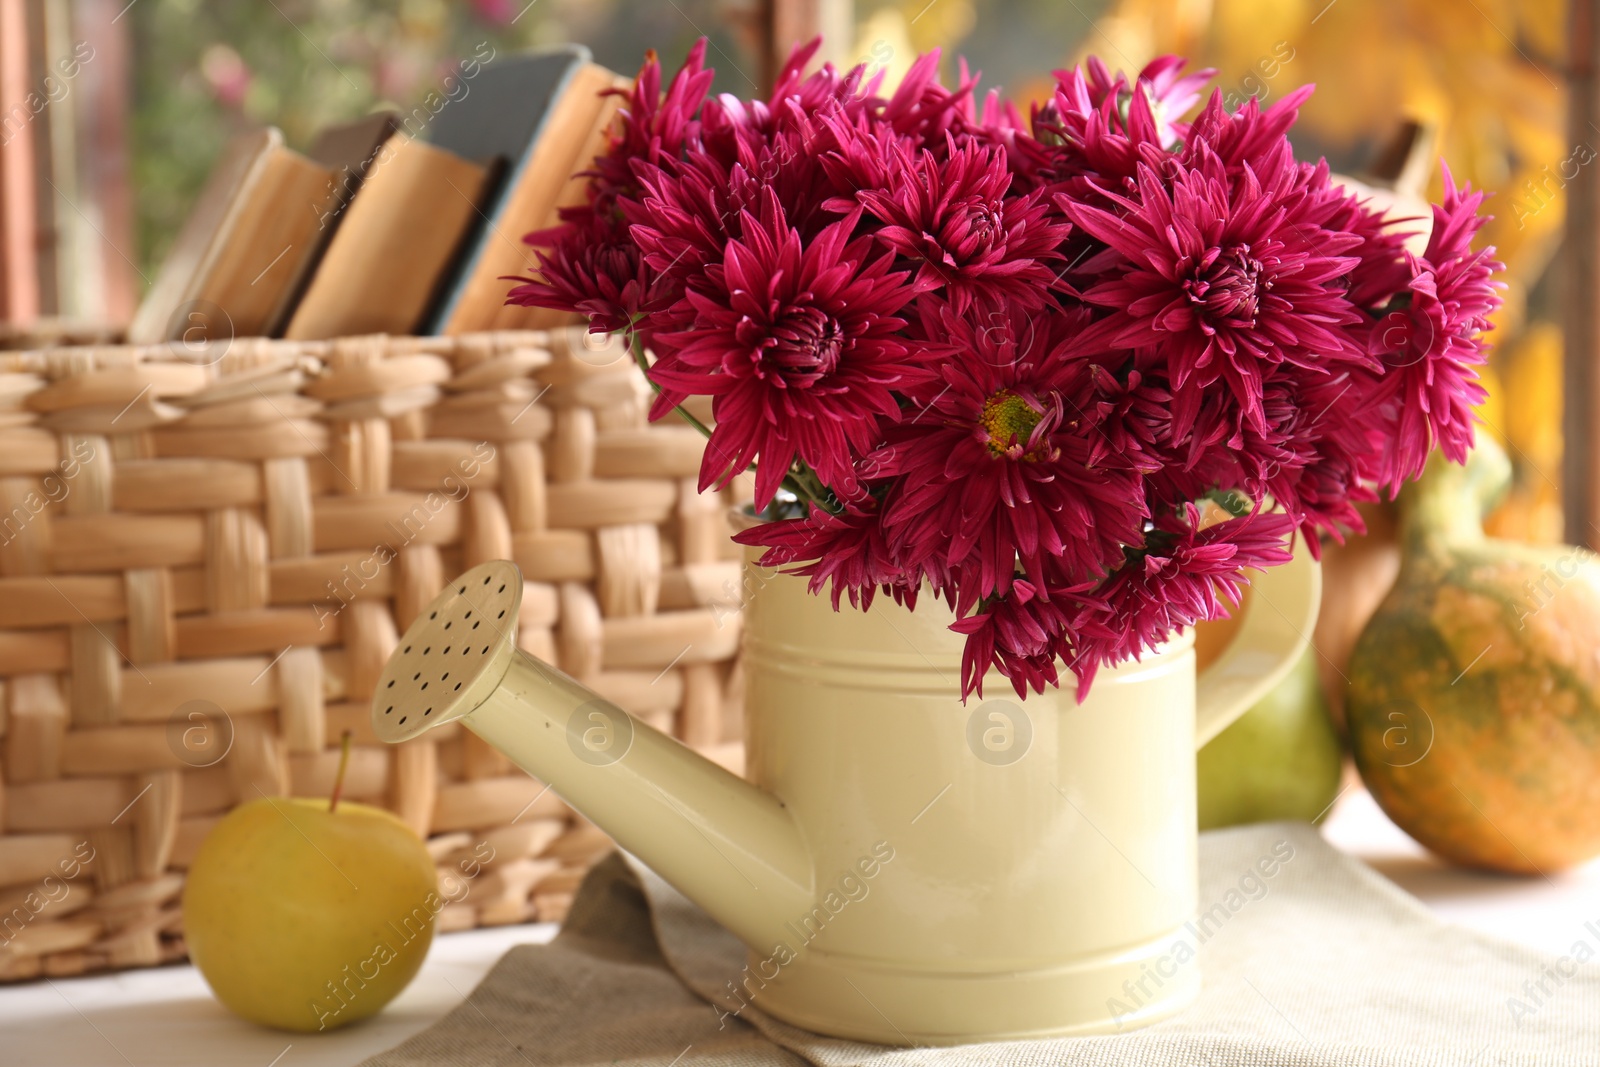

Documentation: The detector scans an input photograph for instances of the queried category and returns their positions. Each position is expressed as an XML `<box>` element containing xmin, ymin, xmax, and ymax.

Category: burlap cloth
<box><xmin>361</xmin><ymin>823</ymin><xmax>1599</xmax><ymax>1066</ymax></box>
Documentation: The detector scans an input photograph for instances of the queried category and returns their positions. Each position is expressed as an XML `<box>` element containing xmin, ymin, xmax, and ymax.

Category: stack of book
<box><xmin>127</xmin><ymin>45</ymin><xmax>630</xmax><ymax>345</ymax></box>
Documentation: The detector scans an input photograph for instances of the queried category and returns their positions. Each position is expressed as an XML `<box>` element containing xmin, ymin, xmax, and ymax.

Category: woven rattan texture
<box><xmin>0</xmin><ymin>328</ymin><xmax>748</xmax><ymax>980</ymax></box>
<box><xmin>0</xmin><ymin>321</ymin><xmax>123</xmax><ymax>351</ymax></box>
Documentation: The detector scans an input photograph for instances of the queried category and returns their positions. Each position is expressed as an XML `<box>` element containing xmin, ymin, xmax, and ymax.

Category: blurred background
<box><xmin>0</xmin><ymin>0</ymin><xmax>1570</xmax><ymax>536</ymax></box>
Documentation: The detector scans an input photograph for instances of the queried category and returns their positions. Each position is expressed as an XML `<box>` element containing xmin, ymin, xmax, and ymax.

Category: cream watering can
<box><xmin>373</xmin><ymin>541</ymin><xmax>1319</xmax><ymax>1045</ymax></box>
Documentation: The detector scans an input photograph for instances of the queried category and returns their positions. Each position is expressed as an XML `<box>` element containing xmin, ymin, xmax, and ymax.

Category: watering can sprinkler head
<box><xmin>372</xmin><ymin>561</ymin><xmax>524</xmax><ymax>744</ymax></box>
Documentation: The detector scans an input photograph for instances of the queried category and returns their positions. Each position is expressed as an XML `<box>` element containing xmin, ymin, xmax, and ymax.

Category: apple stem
<box><xmin>329</xmin><ymin>729</ymin><xmax>353</xmax><ymax>814</ymax></box>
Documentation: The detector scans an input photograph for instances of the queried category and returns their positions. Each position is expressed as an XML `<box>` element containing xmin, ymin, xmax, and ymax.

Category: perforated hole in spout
<box><xmin>371</xmin><ymin>560</ymin><xmax>524</xmax><ymax>743</ymax></box>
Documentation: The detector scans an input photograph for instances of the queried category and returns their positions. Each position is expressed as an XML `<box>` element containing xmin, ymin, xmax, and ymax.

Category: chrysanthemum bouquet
<box><xmin>510</xmin><ymin>41</ymin><xmax>1503</xmax><ymax>701</ymax></box>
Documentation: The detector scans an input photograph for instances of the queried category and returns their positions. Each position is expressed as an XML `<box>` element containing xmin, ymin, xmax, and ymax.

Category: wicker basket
<box><xmin>0</xmin><ymin>327</ymin><xmax>749</xmax><ymax>981</ymax></box>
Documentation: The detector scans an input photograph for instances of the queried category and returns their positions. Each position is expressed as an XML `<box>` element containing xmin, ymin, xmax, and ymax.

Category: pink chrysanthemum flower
<box><xmin>1065</xmin><ymin>144</ymin><xmax>1364</xmax><ymax>439</ymax></box>
<box><xmin>877</xmin><ymin>49</ymin><xmax>980</xmax><ymax>152</ymax></box>
<box><xmin>503</xmin><ymin>231</ymin><xmax>652</xmax><ymax>336</ymax></box>
<box><xmin>872</xmin><ymin>306</ymin><xmax>1148</xmax><ymax>605</ymax></box>
<box><xmin>1032</xmin><ymin>55</ymin><xmax>1211</xmax><ymax>192</ymax></box>
<box><xmin>1135</xmin><ymin>56</ymin><xmax>1215</xmax><ymax>147</ymax></box>
<box><xmin>1181</xmin><ymin>85</ymin><xmax>1308</xmax><ymax>175</ymax></box>
<box><xmin>950</xmin><ymin>578</ymin><xmax>1094</xmax><ymax>700</ymax></box>
<box><xmin>733</xmin><ymin>501</ymin><xmax>899</xmax><ymax>612</ymax></box>
<box><xmin>646</xmin><ymin>190</ymin><xmax>924</xmax><ymax>507</ymax></box>
<box><xmin>837</xmin><ymin>135</ymin><xmax>1072</xmax><ymax>315</ymax></box>
<box><xmin>1079</xmin><ymin>360</ymin><xmax>1171</xmax><ymax>474</ymax></box>
<box><xmin>1071</xmin><ymin>506</ymin><xmax>1296</xmax><ymax>689</ymax></box>
<box><xmin>1368</xmin><ymin>166</ymin><xmax>1503</xmax><ymax>491</ymax></box>
<box><xmin>595</xmin><ymin>41</ymin><xmax>714</xmax><ymax>199</ymax></box>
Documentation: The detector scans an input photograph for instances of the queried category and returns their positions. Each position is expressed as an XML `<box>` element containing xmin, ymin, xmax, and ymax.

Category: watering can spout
<box><xmin>370</xmin><ymin>561</ymin><xmax>813</xmax><ymax>950</ymax></box>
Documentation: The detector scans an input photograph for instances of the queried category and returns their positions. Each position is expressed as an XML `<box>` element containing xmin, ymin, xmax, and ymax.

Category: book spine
<box><xmin>426</xmin><ymin>57</ymin><xmax>589</xmax><ymax>336</ymax></box>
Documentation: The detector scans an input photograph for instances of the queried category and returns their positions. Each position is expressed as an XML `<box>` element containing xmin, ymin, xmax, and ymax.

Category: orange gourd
<box><xmin>1346</xmin><ymin>439</ymin><xmax>1600</xmax><ymax>873</ymax></box>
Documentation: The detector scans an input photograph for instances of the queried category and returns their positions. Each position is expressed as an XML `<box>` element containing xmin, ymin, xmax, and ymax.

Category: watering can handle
<box><xmin>1194</xmin><ymin>532</ymin><xmax>1322</xmax><ymax>749</ymax></box>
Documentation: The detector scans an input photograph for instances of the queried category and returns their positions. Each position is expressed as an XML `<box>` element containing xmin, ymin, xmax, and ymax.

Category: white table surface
<box><xmin>4</xmin><ymin>786</ymin><xmax>1597</xmax><ymax>1067</ymax></box>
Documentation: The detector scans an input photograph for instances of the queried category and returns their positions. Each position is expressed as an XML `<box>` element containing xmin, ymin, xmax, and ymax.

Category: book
<box><xmin>127</xmin><ymin>128</ymin><xmax>337</xmax><ymax>345</ymax></box>
<box><xmin>262</xmin><ymin>111</ymin><xmax>401</xmax><ymax>336</ymax></box>
<box><xmin>282</xmin><ymin>132</ymin><xmax>491</xmax><ymax>340</ymax></box>
<box><xmin>429</xmin><ymin>52</ymin><xmax>627</xmax><ymax>335</ymax></box>
<box><xmin>423</xmin><ymin>46</ymin><xmax>589</xmax><ymax>335</ymax></box>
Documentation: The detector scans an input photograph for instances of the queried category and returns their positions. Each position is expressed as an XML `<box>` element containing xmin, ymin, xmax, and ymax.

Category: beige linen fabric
<box><xmin>362</xmin><ymin>823</ymin><xmax>1600</xmax><ymax>1067</ymax></box>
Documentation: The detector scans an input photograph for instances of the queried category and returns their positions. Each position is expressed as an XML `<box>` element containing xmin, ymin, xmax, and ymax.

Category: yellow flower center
<box><xmin>980</xmin><ymin>390</ymin><xmax>1045</xmax><ymax>458</ymax></box>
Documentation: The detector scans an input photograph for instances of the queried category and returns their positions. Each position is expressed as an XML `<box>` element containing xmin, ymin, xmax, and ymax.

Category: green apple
<box><xmin>1197</xmin><ymin>648</ymin><xmax>1344</xmax><ymax>830</ymax></box>
<box><xmin>183</xmin><ymin>754</ymin><xmax>439</xmax><ymax>1032</ymax></box>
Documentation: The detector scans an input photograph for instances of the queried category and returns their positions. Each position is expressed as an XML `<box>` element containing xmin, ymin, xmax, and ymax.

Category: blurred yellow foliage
<box><xmin>849</xmin><ymin>7</ymin><xmax>917</xmax><ymax>89</ymax></box>
<box><xmin>850</xmin><ymin>0</ymin><xmax>975</xmax><ymax>93</ymax></box>
<box><xmin>1475</xmin><ymin>361</ymin><xmax>1506</xmax><ymax>449</ymax></box>
<box><xmin>1497</xmin><ymin>323</ymin><xmax>1564</xmax><ymax>479</ymax></box>
<box><xmin>1094</xmin><ymin>0</ymin><xmax>1566</xmax><ymax>290</ymax></box>
<box><xmin>903</xmin><ymin>0</ymin><xmax>977</xmax><ymax>57</ymax></box>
